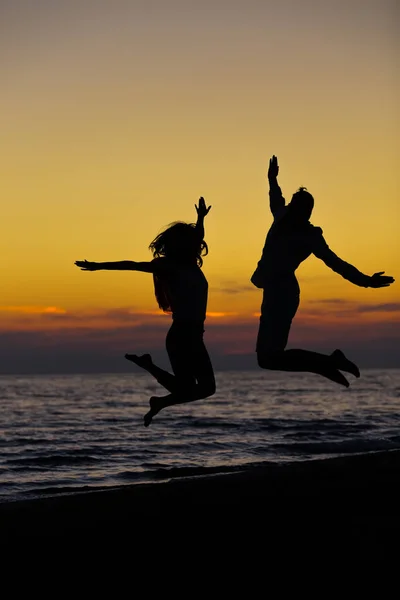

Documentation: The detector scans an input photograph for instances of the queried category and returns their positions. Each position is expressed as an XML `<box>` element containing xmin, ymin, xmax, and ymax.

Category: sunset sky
<box><xmin>1</xmin><ymin>0</ymin><xmax>399</xmax><ymax>372</ymax></box>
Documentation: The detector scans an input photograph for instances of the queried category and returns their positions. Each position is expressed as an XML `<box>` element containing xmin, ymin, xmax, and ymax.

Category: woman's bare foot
<box><xmin>125</xmin><ymin>353</ymin><xmax>153</xmax><ymax>371</ymax></box>
<box><xmin>331</xmin><ymin>349</ymin><xmax>360</xmax><ymax>378</ymax></box>
<box><xmin>143</xmin><ymin>396</ymin><xmax>164</xmax><ymax>427</ymax></box>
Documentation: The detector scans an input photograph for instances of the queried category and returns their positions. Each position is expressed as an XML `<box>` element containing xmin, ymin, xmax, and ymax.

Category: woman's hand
<box><xmin>75</xmin><ymin>260</ymin><xmax>98</xmax><ymax>271</ymax></box>
<box><xmin>195</xmin><ymin>197</ymin><xmax>211</xmax><ymax>218</ymax></box>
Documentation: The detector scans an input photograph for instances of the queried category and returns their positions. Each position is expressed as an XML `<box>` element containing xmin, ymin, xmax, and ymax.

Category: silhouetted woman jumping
<box><xmin>75</xmin><ymin>197</ymin><xmax>215</xmax><ymax>426</ymax></box>
<box><xmin>251</xmin><ymin>156</ymin><xmax>395</xmax><ymax>386</ymax></box>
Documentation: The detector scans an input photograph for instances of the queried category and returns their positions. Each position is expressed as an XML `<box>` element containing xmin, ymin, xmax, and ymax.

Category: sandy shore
<box><xmin>2</xmin><ymin>450</ymin><xmax>400</xmax><ymax>560</ymax></box>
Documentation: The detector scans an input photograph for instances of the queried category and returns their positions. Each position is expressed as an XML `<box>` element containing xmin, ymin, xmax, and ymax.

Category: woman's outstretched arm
<box><xmin>75</xmin><ymin>260</ymin><xmax>155</xmax><ymax>272</ymax></box>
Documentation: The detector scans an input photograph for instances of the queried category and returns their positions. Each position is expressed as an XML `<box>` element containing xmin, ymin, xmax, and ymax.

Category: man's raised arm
<box><xmin>268</xmin><ymin>155</ymin><xmax>285</xmax><ymax>217</ymax></box>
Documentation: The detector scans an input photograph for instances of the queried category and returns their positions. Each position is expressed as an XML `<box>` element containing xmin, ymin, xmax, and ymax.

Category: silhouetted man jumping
<box><xmin>251</xmin><ymin>155</ymin><xmax>395</xmax><ymax>386</ymax></box>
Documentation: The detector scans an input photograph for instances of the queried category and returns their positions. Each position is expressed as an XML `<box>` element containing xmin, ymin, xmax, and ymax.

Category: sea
<box><xmin>1</xmin><ymin>369</ymin><xmax>400</xmax><ymax>503</ymax></box>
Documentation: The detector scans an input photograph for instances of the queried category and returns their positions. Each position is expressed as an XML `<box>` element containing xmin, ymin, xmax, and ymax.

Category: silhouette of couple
<box><xmin>75</xmin><ymin>156</ymin><xmax>394</xmax><ymax>426</ymax></box>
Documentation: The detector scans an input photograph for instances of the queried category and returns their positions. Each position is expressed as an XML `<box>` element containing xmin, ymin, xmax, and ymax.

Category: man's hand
<box><xmin>75</xmin><ymin>260</ymin><xmax>98</xmax><ymax>271</ymax></box>
<box><xmin>268</xmin><ymin>155</ymin><xmax>279</xmax><ymax>180</ymax></box>
<box><xmin>369</xmin><ymin>272</ymin><xmax>395</xmax><ymax>288</ymax></box>
<box><xmin>195</xmin><ymin>197</ymin><xmax>211</xmax><ymax>218</ymax></box>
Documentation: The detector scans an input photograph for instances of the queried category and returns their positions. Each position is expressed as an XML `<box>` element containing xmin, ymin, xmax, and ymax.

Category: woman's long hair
<box><xmin>149</xmin><ymin>222</ymin><xmax>208</xmax><ymax>312</ymax></box>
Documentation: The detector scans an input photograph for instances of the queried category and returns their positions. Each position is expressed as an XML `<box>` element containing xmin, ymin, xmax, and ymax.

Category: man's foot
<box><xmin>143</xmin><ymin>409</ymin><xmax>155</xmax><ymax>427</ymax></box>
<box><xmin>326</xmin><ymin>368</ymin><xmax>350</xmax><ymax>388</ymax></box>
<box><xmin>331</xmin><ymin>349</ymin><xmax>360</xmax><ymax>378</ymax></box>
<box><xmin>143</xmin><ymin>396</ymin><xmax>163</xmax><ymax>427</ymax></box>
<box><xmin>125</xmin><ymin>353</ymin><xmax>153</xmax><ymax>371</ymax></box>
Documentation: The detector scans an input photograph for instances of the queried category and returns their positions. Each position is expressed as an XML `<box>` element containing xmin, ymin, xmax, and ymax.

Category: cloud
<box><xmin>0</xmin><ymin>305</ymin><xmax>67</xmax><ymax>314</ymax></box>
<box><xmin>211</xmin><ymin>279</ymin><xmax>257</xmax><ymax>295</ymax></box>
<box><xmin>305</xmin><ymin>298</ymin><xmax>400</xmax><ymax>314</ymax></box>
<box><xmin>309</xmin><ymin>298</ymin><xmax>348</xmax><ymax>304</ymax></box>
<box><xmin>206</xmin><ymin>312</ymin><xmax>239</xmax><ymax>318</ymax></box>
<box><xmin>0</xmin><ymin>305</ymin><xmax>241</xmax><ymax>331</ymax></box>
<box><xmin>0</xmin><ymin>306</ymin><xmax>168</xmax><ymax>330</ymax></box>
<box><xmin>356</xmin><ymin>303</ymin><xmax>400</xmax><ymax>313</ymax></box>
<box><xmin>301</xmin><ymin>299</ymin><xmax>400</xmax><ymax>319</ymax></box>
<box><xmin>213</xmin><ymin>285</ymin><xmax>257</xmax><ymax>295</ymax></box>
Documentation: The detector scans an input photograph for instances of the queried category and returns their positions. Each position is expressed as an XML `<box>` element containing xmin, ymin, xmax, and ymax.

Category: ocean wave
<box><xmin>29</xmin><ymin>393</ymin><xmax>59</xmax><ymax>399</ymax></box>
<box><xmin>271</xmin><ymin>437</ymin><xmax>400</xmax><ymax>455</ymax></box>
<box><xmin>184</xmin><ymin>417</ymin><xmax>242</xmax><ymax>429</ymax></box>
<box><xmin>6</xmin><ymin>454</ymin><xmax>101</xmax><ymax>467</ymax></box>
<box><xmin>142</xmin><ymin>461</ymin><xmax>282</xmax><ymax>480</ymax></box>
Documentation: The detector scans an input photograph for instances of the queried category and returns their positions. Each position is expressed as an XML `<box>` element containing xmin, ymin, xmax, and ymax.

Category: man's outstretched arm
<box><xmin>268</xmin><ymin>155</ymin><xmax>285</xmax><ymax>217</ymax></box>
<box><xmin>312</xmin><ymin>233</ymin><xmax>395</xmax><ymax>288</ymax></box>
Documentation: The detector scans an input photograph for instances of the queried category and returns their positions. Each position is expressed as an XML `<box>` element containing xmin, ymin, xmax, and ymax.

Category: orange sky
<box><xmin>0</xmin><ymin>0</ymin><xmax>398</xmax><ymax>371</ymax></box>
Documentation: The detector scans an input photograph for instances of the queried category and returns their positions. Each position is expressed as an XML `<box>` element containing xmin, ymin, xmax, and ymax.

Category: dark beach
<box><xmin>2</xmin><ymin>450</ymin><xmax>400</xmax><ymax>561</ymax></box>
